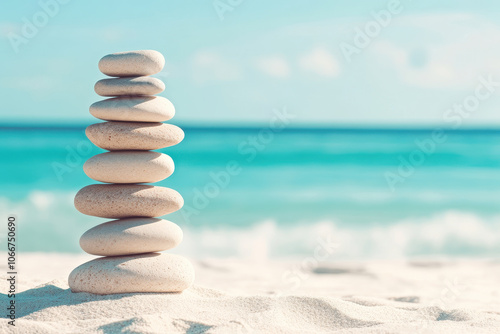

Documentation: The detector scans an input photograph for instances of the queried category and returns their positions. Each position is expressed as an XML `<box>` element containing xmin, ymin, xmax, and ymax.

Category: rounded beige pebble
<box><xmin>69</xmin><ymin>253</ymin><xmax>194</xmax><ymax>294</ymax></box>
<box><xmin>80</xmin><ymin>218</ymin><xmax>183</xmax><ymax>256</ymax></box>
<box><xmin>98</xmin><ymin>50</ymin><xmax>165</xmax><ymax>77</ymax></box>
<box><xmin>90</xmin><ymin>96</ymin><xmax>174</xmax><ymax>122</ymax></box>
<box><xmin>85</xmin><ymin>122</ymin><xmax>184</xmax><ymax>151</ymax></box>
<box><xmin>94</xmin><ymin>76</ymin><xmax>165</xmax><ymax>97</ymax></box>
<box><xmin>86</xmin><ymin>122</ymin><xmax>184</xmax><ymax>151</ymax></box>
<box><xmin>74</xmin><ymin>184</ymin><xmax>183</xmax><ymax>218</ymax></box>
<box><xmin>83</xmin><ymin>151</ymin><xmax>174</xmax><ymax>183</ymax></box>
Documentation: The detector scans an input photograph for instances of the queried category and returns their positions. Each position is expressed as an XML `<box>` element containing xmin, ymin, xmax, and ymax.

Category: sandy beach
<box><xmin>5</xmin><ymin>1</ymin><xmax>500</xmax><ymax>333</ymax></box>
<box><xmin>1</xmin><ymin>253</ymin><xmax>499</xmax><ymax>333</ymax></box>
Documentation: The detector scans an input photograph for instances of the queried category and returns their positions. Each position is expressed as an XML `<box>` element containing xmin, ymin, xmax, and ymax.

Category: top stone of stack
<box><xmin>98</xmin><ymin>50</ymin><xmax>165</xmax><ymax>77</ymax></box>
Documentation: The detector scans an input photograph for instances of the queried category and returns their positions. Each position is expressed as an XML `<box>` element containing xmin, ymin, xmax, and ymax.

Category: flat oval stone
<box><xmin>83</xmin><ymin>151</ymin><xmax>174</xmax><ymax>183</ymax></box>
<box><xmin>86</xmin><ymin>122</ymin><xmax>184</xmax><ymax>151</ymax></box>
<box><xmin>90</xmin><ymin>96</ymin><xmax>174</xmax><ymax>122</ymax></box>
<box><xmin>74</xmin><ymin>184</ymin><xmax>183</xmax><ymax>218</ymax></box>
<box><xmin>69</xmin><ymin>253</ymin><xmax>194</xmax><ymax>294</ymax></box>
<box><xmin>98</xmin><ymin>50</ymin><xmax>165</xmax><ymax>77</ymax></box>
<box><xmin>94</xmin><ymin>76</ymin><xmax>165</xmax><ymax>97</ymax></box>
<box><xmin>80</xmin><ymin>218</ymin><xmax>183</xmax><ymax>256</ymax></box>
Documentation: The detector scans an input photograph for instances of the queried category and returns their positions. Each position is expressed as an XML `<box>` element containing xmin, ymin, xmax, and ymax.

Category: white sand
<box><xmin>1</xmin><ymin>253</ymin><xmax>499</xmax><ymax>333</ymax></box>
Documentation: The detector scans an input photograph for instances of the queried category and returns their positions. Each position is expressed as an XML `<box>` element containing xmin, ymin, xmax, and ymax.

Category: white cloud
<box><xmin>299</xmin><ymin>47</ymin><xmax>340</xmax><ymax>77</ymax></box>
<box><xmin>3</xmin><ymin>76</ymin><xmax>57</xmax><ymax>94</ymax></box>
<box><xmin>0</xmin><ymin>22</ymin><xmax>21</xmax><ymax>38</ymax></box>
<box><xmin>100</xmin><ymin>27</ymin><xmax>126</xmax><ymax>42</ymax></box>
<box><xmin>371</xmin><ymin>13</ymin><xmax>500</xmax><ymax>89</ymax></box>
<box><xmin>255</xmin><ymin>55</ymin><xmax>290</xmax><ymax>78</ymax></box>
<box><xmin>191</xmin><ymin>51</ymin><xmax>242</xmax><ymax>84</ymax></box>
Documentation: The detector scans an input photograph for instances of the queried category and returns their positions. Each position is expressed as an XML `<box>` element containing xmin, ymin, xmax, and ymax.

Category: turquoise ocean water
<box><xmin>2</xmin><ymin>125</ymin><xmax>500</xmax><ymax>259</ymax></box>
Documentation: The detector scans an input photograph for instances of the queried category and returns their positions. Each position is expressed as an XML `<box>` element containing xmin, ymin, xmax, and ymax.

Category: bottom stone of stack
<box><xmin>68</xmin><ymin>253</ymin><xmax>194</xmax><ymax>294</ymax></box>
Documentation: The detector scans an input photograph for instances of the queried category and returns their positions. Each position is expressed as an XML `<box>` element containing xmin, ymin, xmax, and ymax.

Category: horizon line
<box><xmin>2</xmin><ymin>122</ymin><xmax>500</xmax><ymax>133</ymax></box>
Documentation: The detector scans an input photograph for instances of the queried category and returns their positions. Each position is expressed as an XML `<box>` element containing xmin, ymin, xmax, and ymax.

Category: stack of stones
<box><xmin>68</xmin><ymin>50</ymin><xmax>194</xmax><ymax>295</ymax></box>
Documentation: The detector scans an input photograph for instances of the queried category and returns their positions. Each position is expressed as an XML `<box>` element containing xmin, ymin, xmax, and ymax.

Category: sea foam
<box><xmin>2</xmin><ymin>191</ymin><xmax>500</xmax><ymax>259</ymax></box>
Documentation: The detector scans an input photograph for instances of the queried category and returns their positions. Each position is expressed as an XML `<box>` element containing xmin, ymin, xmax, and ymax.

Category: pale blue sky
<box><xmin>1</xmin><ymin>0</ymin><xmax>500</xmax><ymax>126</ymax></box>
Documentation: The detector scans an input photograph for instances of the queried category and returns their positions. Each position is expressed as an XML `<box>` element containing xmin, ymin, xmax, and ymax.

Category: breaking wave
<box><xmin>2</xmin><ymin>191</ymin><xmax>500</xmax><ymax>260</ymax></box>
